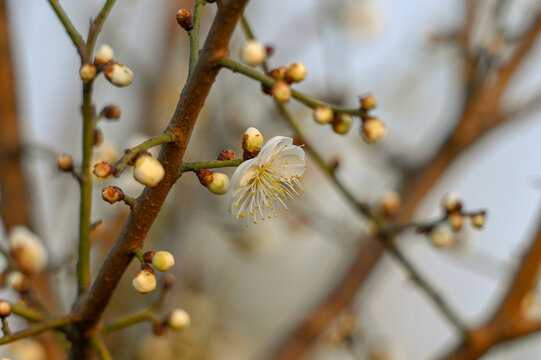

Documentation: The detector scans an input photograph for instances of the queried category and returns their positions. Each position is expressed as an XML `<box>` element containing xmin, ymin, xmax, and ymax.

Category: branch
<box><xmin>114</xmin><ymin>132</ymin><xmax>176</xmax><ymax>175</ymax></box>
<box><xmin>188</xmin><ymin>0</ymin><xmax>206</xmax><ymax>76</ymax></box>
<box><xmin>70</xmin><ymin>0</ymin><xmax>250</xmax><ymax>342</ymax></box>
<box><xmin>90</xmin><ymin>336</ymin><xmax>113</xmax><ymax>360</ymax></box>
<box><xmin>47</xmin><ymin>0</ymin><xmax>87</xmax><ymax>60</ymax></box>
<box><xmin>0</xmin><ymin>315</ymin><xmax>72</xmax><ymax>345</ymax></box>
<box><xmin>86</xmin><ymin>0</ymin><xmax>117</xmax><ymax>55</ymax></box>
<box><xmin>181</xmin><ymin>158</ymin><xmax>243</xmax><ymax>172</ymax></box>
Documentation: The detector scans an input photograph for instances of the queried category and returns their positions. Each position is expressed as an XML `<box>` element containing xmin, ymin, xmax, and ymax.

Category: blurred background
<box><xmin>2</xmin><ymin>0</ymin><xmax>541</xmax><ymax>359</ymax></box>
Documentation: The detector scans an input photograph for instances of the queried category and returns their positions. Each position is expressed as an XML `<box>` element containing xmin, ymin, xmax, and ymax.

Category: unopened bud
<box><xmin>285</xmin><ymin>62</ymin><xmax>307</xmax><ymax>83</ymax></box>
<box><xmin>57</xmin><ymin>154</ymin><xmax>73</xmax><ymax>171</ymax></box>
<box><xmin>268</xmin><ymin>66</ymin><xmax>287</xmax><ymax>80</ymax></box>
<box><xmin>360</xmin><ymin>93</ymin><xmax>377</xmax><ymax>110</ymax></box>
<box><xmin>242</xmin><ymin>127</ymin><xmax>263</xmax><ymax>158</ymax></box>
<box><xmin>429</xmin><ymin>224</ymin><xmax>455</xmax><ymax>248</ymax></box>
<box><xmin>361</xmin><ymin>117</ymin><xmax>386</xmax><ymax>143</ymax></box>
<box><xmin>332</xmin><ymin>114</ymin><xmax>353</xmax><ymax>135</ymax></box>
<box><xmin>272</xmin><ymin>80</ymin><xmax>292</xmax><ymax>102</ymax></box>
<box><xmin>94</xmin><ymin>44</ymin><xmax>114</xmax><ymax>66</ymax></box>
<box><xmin>448</xmin><ymin>212</ymin><xmax>463</xmax><ymax>231</ymax></box>
<box><xmin>241</xmin><ymin>41</ymin><xmax>267</xmax><ymax>66</ymax></box>
<box><xmin>168</xmin><ymin>309</ymin><xmax>190</xmax><ymax>331</ymax></box>
<box><xmin>218</xmin><ymin>149</ymin><xmax>235</xmax><ymax>161</ymax></box>
<box><xmin>79</xmin><ymin>64</ymin><xmax>97</xmax><ymax>83</ymax></box>
<box><xmin>153</xmin><ymin>322</ymin><xmax>165</xmax><ymax>336</ymax></box>
<box><xmin>133</xmin><ymin>155</ymin><xmax>165</xmax><ymax>187</ymax></box>
<box><xmin>93</xmin><ymin>161</ymin><xmax>114</xmax><ymax>179</ymax></box>
<box><xmin>101</xmin><ymin>186</ymin><xmax>124</xmax><ymax>204</ymax></box>
<box><xmin>6</xmin><ymin>271</ymin><xmax>27</xmax><ymax>292</ymax></box>
<box><xmin>380</xmin><ymin>190</ymin><xmax>401</xmax><ymax>217</ymax></box>
<box><xmin>101</xmin><ymin>105</ymin><xmax>121</xmax><ymax>119</ymax></box>
<box><xmin>104</xmin><ymin>63</ymin><xmax>134</xmax><ymax>87</ymax></box>
<box><xmin>313</xmin><ymin>106</ymin><xmax>334</xmax><ymax>125</ymax></box>
<box><xmin>163</xmin><ymin>274</ymin><xmax>175</xmax><ymax>289</ymax></box>
<box><xmin>176</xmin><ymin>9</ymin><xmax>193</xmax><ymax>31</ymax></box>
<box><xmin>196</xmin><ymin>169</ymin><xmax>230</xmax><ymax>195</ymax></box>
<box><xmin>132</xmin><ymin>268</ymin><xmax>157</xmax><ymax>294</ymax></box>
<box><xmin>9</xmin><ymin>226</ymin><xmax>47</xmax><ymax>274</ymax></box>
<box><xmin>442</xmin><ymin>192</ymin><xmax>462</xmax><ymax>213</ymax></box>
<box><xmin>147</xmin><ymin>251</ymin><xmax>175</xmax><ymax>272</ymax></box>
<box><xmin>471</xmin><ymin>212</ymin><xmax>486</xmax><ymax>228</ymax></box>
<box><xmin>0</xmin><ymin>301</ymin><xmax>11</xmax><ymax>317</ymax></box>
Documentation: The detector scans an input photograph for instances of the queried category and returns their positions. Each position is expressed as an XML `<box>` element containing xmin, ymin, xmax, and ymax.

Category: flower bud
<box><xmin>268</xmin><ymin>66</ymin><xmax>287</xmax><ymax>80</ymax></box>
<box><xmin>163</xmin><ymin>274</ymin><xmax>175</xmax><ymax>289</ymax></box>
<box><xmin>471</xmin><ymin>212</ymin><xmax>486</xmax><ymax>228</ymax></box>
<box><xmin>0</xmin><ymin>301</ymin><xmax>11</xmax><ymax>317</ymax></box>
<box><xmin>6</xmin><ymin>271</ymin><xmax>27</xmax><ymax>292</ymax></box>
<box><xmin>442</xmin><ymin>192</ymin><xmax>462</xmax><ymax>213</ymax></box>
<box><xmin>429</xmin><ymin>224</ymin><xmax>455</xmax><ymax>248</ymax></box>
<box><xmin>379</xmin><ymin>190</ymin><xmax>401</xmax><ymax>217</ymax></box>
<box><xmin>332</xmin><ymin>114</ymin><xmax>353</xmax><ymax>135</ymax></box>
<box><xmin>448</xmin><ymin>212</ymin><xmax>463</xmax><ymax>231</ymax></box>
<box><xmin>313</xmin><ymin>106</ymin><xmax>334</xmax><ymax>125</ymax></box>
<box><xmin>360</xmin><ymin>93</ymin><xmax>377</xmax><ymax>110</ymax></box>
<box><xmin>272</xmin><ymin>80</ymin><xmax>292</xmax><ymax>102</ymax></box>
<box><xmin>242</xmin><ymin>127</ymin><xmax>264</xmax><ymax>157</ymax></box>
<box><xmin>9</xmin><ymin>226</ymin><xmax>47</xmax><ymax>274</ymax></box>
<box><xmin>93</xmin><ymin>128</ymin><xmax>103</xmax><ymax>147</ymax></box>
<box><xmin>134</xmin><ymin>155</ymin><xmax>165</xmax><ymax>187</ymax></box>
<box><xmin>168</xmin><ymin>309</ymin><xmax>190</xmax><ymax>331</ymax></box>
<box><xmin>361</xmin><ymin>117</ymin><xmax>386</xmax><ymax>143</ymax></box>
<box><xmin>241</xmin><ymin>40</ymin><xmax>267</xmax><ymax>66</ymax></box>
<box><xmin>176</xmin><ymin>9</ymin><xmax>193</xmax><ymax>31</ymax></box>
<box><xmin>195</xmin><ymin>169</ymin><xmax>230</xmax><ymax>195</ymax></box>
<box><xmin>94</xmin><ymin>44</ymin><xmax>114</xmax><ymax>66</ymax></box>
<box><xmin>101</xmin><ymin>105</ymin><xmax>121</xmax><ymax>119</ymax></box>
<box><xmin>217</xmin><ymin>149</ymin><xmax>235</xmax><ymax>161</ymax></box>
<box><xmin>101</xmin><ymin>186</ymin><xmax>124</xmax><ymax>204</ymax></box>
<box><xmin>93</xmin><ymin>161</ymin><xmax>114</xmax><ymax>179</ymax></box>
<box><xmin>153</xmin><ymin>322</ymin><xmax>166</xmax><ymax>336</ymax></box>
<box><xmin>57</xmin><ymin>154</ymin><xmax>73</xmax><ymax>171</ymax></box>
<box><xmin>104</xmin><ymin>63</ymin><xmax>134</xmax><ymax>87</ymax></box>
<box><xmin>146</xmin><ymin>251</ymin><xmax>175</xmax><ymax>272</ymax></box>
<box><xmin>79</xmin><ymin>64</ymin><xmax>97</xmax><ymax>83</ymax></box>
<box><xmin>132</xmin><ymin>268</ymin><xmax>157</xmax><ymax>294</ymax></box>
<box><xmin>285</xmin><ymin>62</ymin><xmax>307</xmax><ymax>83</ymax></box>
<box><xmin>207</xmin><ymin>173</ymin><xmax>230</xmax><ymax>195</ymax></box>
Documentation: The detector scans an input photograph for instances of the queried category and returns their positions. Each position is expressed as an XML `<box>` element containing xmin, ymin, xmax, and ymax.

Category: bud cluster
<box><xmin>260</xmin><ymin>62</ymin><xmax>308</xmax><ymax>102</ymax></box>
<box><xmin>84</xmin><ymin>44</ymin><xmax>134</xmax><ymax>88</ymax></box>
<box><xmin>176</xmin><ymin>9</ymin><xmax>194</xmax><ymax>32</ymax></box>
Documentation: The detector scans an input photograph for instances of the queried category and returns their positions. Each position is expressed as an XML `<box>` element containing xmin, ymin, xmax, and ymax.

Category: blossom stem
<box><xmin>189</xmin><ymin>0</ymin><xmax>206</xmax><ymax>77</ymax></box>
<box><xmin>0</xmin><ymin>315</ymin><xmax>73</xmax><ymax>345</ymax></box>
<box><xmin>181</xmin><ymin>158</ymin><xmax>243</xmax><ymax>172</ymax></box>
<box><xmin>10</xmin><ymin>302</ymin><xmax>47</xmax><ymax>323</ymax></box>
<box><xmin>218</xmin><ymin>58</ymin><xmax>364</xmax><ymax>116</ymax></box>
<box><xmin>90</xmin><ymin>336</ymin><xmax>113</xmax><ymax>360</ymax></box>
<box><xmin>86</xmin><ymin>0</ymin><xmax>117</xmax><ymax>55</ymax></box>
<box><xmin>47</xmin><ymin>0</ymin><xmax>87</xmax><ymax>60</ymax></box>
<box><xmin>114</xmin><ymin>132</ymin><xmax>176</xmax><ymax>175</ymax></box>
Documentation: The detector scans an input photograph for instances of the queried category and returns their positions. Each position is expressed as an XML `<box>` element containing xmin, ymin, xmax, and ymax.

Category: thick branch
<box><xmin>71</xmin><ymin>0</ymin><xmax>249</xmax><ymax>337</ymax></box>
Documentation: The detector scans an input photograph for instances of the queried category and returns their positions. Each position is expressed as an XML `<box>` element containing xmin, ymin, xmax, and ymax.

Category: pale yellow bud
<box><xmin>430</xmin><ymin>225</ymin><xmax>455</xmax><ymax>248</ymax></box>
<box><xmin>168</xmin><ymin>309</ymin><xmax>191</xmax><ymax>330</ymax></box>
<box><xmin>6</xmin><ymin>271</ymin><xmax>26</xmax><ymax>292</ymax></box>
<box><xmin>207</xmin><ymin>173</ymin><xmax>230</xmax><ymax>195</ymax></box>
<box><xmin>332</xmin><ymin>114</ymin><xmax>353</xmax><ymax>135</ymax></box>
<box><xmin>362</xmin><ymin>117</ymin><xmax>386</xmax><ymax>143</ymax></box>
<box><xmin>134</xmin><ymin>155</ymin><xmax>165</xmax><ymax>187</ymax></box>
<box><xmin>241</xmin><ymin>41</ymin><xmax>267</xmax><ymax>66</ymax></box>
<box><xmin>271</xmin><ymin>80</ymin><xmax>292</xmax><ymax>102</ymax></box>
<box><xmin>448</xmin><ymin>212</ymin><xmax>463</xmax><ymax>231</ymax></box>
<box><xmin>471</xmin><ymin>212</ymin><xmax>485</xmax><ymax>228</ymax></box>
<box><xmin>0</xmin><ymin>301</ymin><xmax>11</xmax><ymax>317</ymax></box>
<box><xmin>151</xmin><ymin>251</ymin><xmax>175</xmax><ymax>272</ymax></box>
<box><xmin>380</xmin><ymin>190</ymin><xmax>401</xmax><ymax>216</ymax></box>
<box><xmin>313</xmin><ymin>106</ymin><xmax>334</xmax><ymax>125</ymax></box>
<box><xmin>132</xmin><ymin>268</ymin><xmax>157</xmax><ymax>294</ymax></box>
<box><xmin>285</xmin><ymin>62</ymin><xmax>307</xmax><ymax>83</ymax></box>
<box><xmin>8</xmin><ymin>226</ymin><xmax>47</xmax><ymax>273</ymax></box>
<box><xmin>442</xmin><ymin>192</ymin><xmax>462</xmax><ymax>213</ymax></box>
<box><xmin>104</xmin><ymin>63</ymin><xmax>134</xmax><ymax>87</ymax></box>
<box><xmin>242</xmin><ymin>127</ymin><xmax>264</xmax><ymax>153</ymax></box>
<box><xmin>79</xmin><ymin>64</ymin><xmax>97</xmax><ymax>83</ymax></box>
<box><xmin>94</xmin><ymin>44</ymin><xmax>114</xmax><ymax>66</ymax></box>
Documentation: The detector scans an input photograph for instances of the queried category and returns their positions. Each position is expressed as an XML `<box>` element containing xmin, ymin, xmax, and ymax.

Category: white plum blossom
<box><xmin>229</xmin><ymin>136</ymin><xmax>306</xmax><ymax>225</ymax></box>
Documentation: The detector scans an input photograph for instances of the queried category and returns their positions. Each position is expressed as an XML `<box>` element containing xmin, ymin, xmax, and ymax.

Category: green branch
<box><xmin>11</xmin><ymin>302</ymin><xmax>47</xmax><ymax>323</ymax></box>
<box><xmin>218</xmin><ymin>58</ymin><xmax>364</xmax><ymax>116</ymax></box>
<box><xmin>181</xmin><ymin>159</ymin><xmax>243</xmax><ymax>172</ymax></box>
<box><xmin>114</xmin><ymin>132</ymin><xmax>175</xmax><ymax>175</ymax></box>
<box><xmin>86</xmin><ymin>0</ymin><xmax>117</xmax><ymax>54</ymax></box>
<box><xmin>189</xmin><ymin>0</ymin><xmax>206</xmax><ymax>76</ymax></box>
<box><xmin>0</xmin><ymin>315</ymin><xmax>72</xmax><ymax>345</ymax></box>
<box><xmin>91</xmin><ymin>336</ymin><xmax>113</xmax><ymax>360</ymax></box>
<box><xmin>47</xmin><ymin>0</ymin><xmax>87</xmax><ymax>60</ymax></box>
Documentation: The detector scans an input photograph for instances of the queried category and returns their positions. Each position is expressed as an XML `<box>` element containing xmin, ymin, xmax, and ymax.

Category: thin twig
<box><xmin>181</xmin><ymin>158</ymin><xmax>243</xmax><ymax>172</ymax></box>
<box><xmin>188</xmin><ymin>0</ymin><xmax>205</xmax><ymax>76</ymax></box>
<box><xmin>114</xmin><ymin>132</ymin><xmax>176</xmax><ymax>175</ymax></box>
<box><xmin>86</xmin><ymin>0</ymin><xmax>117</xmax><ymax>54</ymax></box>
<box><xmin>90</xmin><ymin>335</ymin><xmax>113</xmax><ymax>360</ymax></box>
<box><xmin>47</xmin><ymin>0</ymin><xmax>87</xmax><ymax>60</ymax></box>
<box><xmin>0</xmin><ymin>315</ymin><xmax>72</xmax><ymax>345</ymax></box>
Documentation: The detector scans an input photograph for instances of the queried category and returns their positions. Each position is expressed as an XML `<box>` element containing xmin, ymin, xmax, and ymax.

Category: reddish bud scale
<box><xmin>176</xmin><ymin>9</ymin><xmax>194</xmax><ymax>31</ymax></box>
<box><xmin>265</xmin><ymin>45</ymin><xmax>275</xmax><ymax>57</ymax></box>
<box><xmin>218</xmin><ymin>149</ymin><xmax>235</xmax><ymax>161</ymax></box>
<box><xmin>153</xmin><ymin>322</ymin><xmax>166</xmax><ymax>336</ymax></box>
<box><xmin>93</xmin><ymin>128</ymin><xmax>103</xmax><ymax>147</ymax></box>
<box><xmin>195</xmin><ymin>169</ymin><xmax>215</xmax><ymax>187</ymax></box>
<box><xmin>163</xmin><ymin>274</ymin><xmax>175</xmax><ymax>289</ymax></box>
<box><xmin>101</xmin><ymin>105</ymin><xmax>121</xmax><ymax>119</ymax></box>
<box><xmin>143</xmin><ymin>251</ymin><xmax>156</xmax><ymax>264</ymax></box>
<box><xmin>93</xmin><ymin>161</ymin><xmax>114</xmax><ymax>178</ymax></box>
<box><xmin>101</xmin><ymin>186</ymin><xmax>124</xmax><ymax>204</ymax></box>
